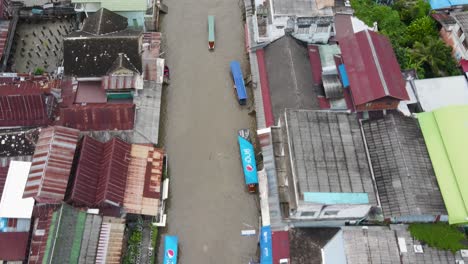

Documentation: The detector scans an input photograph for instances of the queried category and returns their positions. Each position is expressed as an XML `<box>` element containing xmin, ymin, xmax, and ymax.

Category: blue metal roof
<box><xmin>303</xmin><ymin>192</ymin><xmax>369</xmax><ymax>204</ymax></box>
<box><xmin>429</xmin><ymin>0</ymin><xmax>464</xmax><ymax>9</ymax></box>
<box><xmin>230</xmin><ymin>61</ymin><xmax>247</xmax><ymax>100</ymax></box>
<box><xmin>338</xmin><ymin>64</ymin><xmax>349</xmax><ymax>88</ymax></box>
<box><xmin>260</xmin><ymin>226</ymin><xmax>273</xmax><ymax>264</ymax></box>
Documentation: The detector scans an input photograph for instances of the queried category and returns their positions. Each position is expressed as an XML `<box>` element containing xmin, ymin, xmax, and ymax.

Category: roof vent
<box><xmin>413</xmin><ymin>245</ymin><xmax>424</xmax><ymax>253</ymax></box>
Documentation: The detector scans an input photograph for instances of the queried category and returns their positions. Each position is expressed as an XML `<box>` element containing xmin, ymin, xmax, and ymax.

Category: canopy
<box><xmin>163</xmin><ymin>235</ymin><xmax>178</xmax><ymax>264</ymax></box>
<box><xmin>230</xmin><ymin>61</ymin><xmax>247</xmax><ymax>100</ymax></box>
<box><xmin>260</xmin><ymin>226</ymin><xmax>273</xmax><ymax>264</ymax></box>
<box><xmin>238</xmin><ymin>136</ymin><xmax>258</xmax><ymax>184</ymax></box>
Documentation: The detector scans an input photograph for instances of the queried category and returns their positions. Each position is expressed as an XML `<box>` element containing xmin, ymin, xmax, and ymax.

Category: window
<box><xmin>463</xmin><ymin>39</ymin><xmax>468</xmax><ymax>50</ymax></box>
<box><xmin>324</xmin><ymin>210</ymin><xmax>339</xmax><ymax>216</ymax></box>
<box><xmin>458</xmin><ymin>28</ymin><xmax>463</xmax><ymax>38</ymax></box>
<box><xmin>300</xmin><ymin>211</ymin><xmax>316</xmax><ymax>217</ymax></box>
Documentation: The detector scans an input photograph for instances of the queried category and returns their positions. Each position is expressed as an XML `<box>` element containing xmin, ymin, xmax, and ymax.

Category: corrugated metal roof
<box><xmin>28</xmin><ymin>206</ymin><xmax>57</xmax><ymax>264</ymax></box>
<box><xmin>0</xmin><ymin>232</ymin><xmax>29</xmax><ymax>261</ymax></box>
<box><xmin>0</xmin><ymin>93</ymin><xmax>49</xmax><ymax>127</ymax></box>
<box><xmin>68</xmin><ymin>136</ymin><xmax>131</xmax><ymax>207</ymax></box>
<box><xmin>322</xmin><ymin>74</ymin><xmax>343</xmax><ymax>99</ymax></box>
<box><xmin>23</xmin><ymin>126</ymin><xmax>79</xmax><ymax>203</ymax></box>
<box><xmin>124</xmin><ymin>144</ymin><xmax>163</xmax><ymax>216</ymax></box>
<box><xmin>340</xmin><ymin>30</ymin><xmax>408</xmax><ymax>106</ymax></box>
<box><xmin>96</xmin><ymin>217</ymin><xmax>125</xmax><ymax>264</ymax></box>
<box><xmin>142</xmin><ymin>32</ymin><xmax>162</xmax><ymax>81</ymax></box>
<box><xmin>272</xmin><ymin>231</ymin><xmax>290</xmax><ymax>264</ymax></box>
<box><xmin>0</xmin><ymin>20</ymin><xmax>10</xmax><ymax>62</ymax></box>
<box><xmin>59</xmin><ymin>104</ymin><xmax>135</xmax><ymax>131</ymax></box>
<box><xmin>75</xmin><ymin>81</ymin><xmax>107</xmax><ymax>103</ymax></box>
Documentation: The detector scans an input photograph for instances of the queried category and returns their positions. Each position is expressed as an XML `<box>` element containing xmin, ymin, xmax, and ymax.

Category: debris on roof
<box><xmin>0</xmin><ymin>127</ymin><xmax>40</xmax><ymax>157</ymax></box>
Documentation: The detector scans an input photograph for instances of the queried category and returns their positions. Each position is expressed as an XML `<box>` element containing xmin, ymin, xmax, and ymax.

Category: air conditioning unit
<box><xmin>413</xmin><ymin>245</ymin><xmax>424</xmax><ymax>253</ymax></box>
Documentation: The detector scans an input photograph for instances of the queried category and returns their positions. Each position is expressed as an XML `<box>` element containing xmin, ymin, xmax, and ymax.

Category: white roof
<box><xmin>414</xmin><ymin>76</ymin><xmax>468</xmax><ymax>112</ymax></box>
<box><xmin>0</xmin><ymin>161</ymin><xmax>34</xmax><ymax>219</ymax></box>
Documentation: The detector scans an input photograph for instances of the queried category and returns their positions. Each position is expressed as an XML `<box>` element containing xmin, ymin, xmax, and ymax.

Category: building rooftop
<box><xmin>124</xmin><ymin>144</ymin><xmax>163</xmax><ymax>216</ymax></box>
<box><xmin>63</xmin><ymin>9</ymin><xmax>142</xmax><ymax>77</ymax></box>
<box><xmin>284</xmin><ymin>109</ymin><xmax>377</xmax><ymax>203</ymax></box>
<box><xmin>339</xmin><ymin>30</ymin><xmax>408</xmax><ymax>107</ymax></box>
<box><xmin>71</xmin><ymin>0</ymin><xmax>149</xmax><ymax>12</ymax></box>
<box><xmin>408</xmin><ymin>75</ymin><xmax>468</xmax><ymax>112</ymax></box>
<box><xmin>0</xmin><ymin>161</ymin><xmax>34</xmax><ymax>219</ymax></box>
<box><xmin>362</xmin><ymin>113</ymin><xmax>446</xmax><ymax>219</ymax></box>
<box><xmin>264</xmin><ymin>36</ymin><xmax>320</xmax><ymax>122</ymax></box>
<box><xmin>68</xmin><ymin>136</ymin><xmax>131</xmax><ymax>207</ymax></box>
<box><xmin>289</xmin><ymin>227</ymin><xmax>340</xmax><ymax>264</ymax></box>
<box><xmin>0</xmin><ymin>127</ymin><xmax>40</xmax><ymax>157</ymax></box>
<box><xmin>0</xmin><ymin>89</ymin><xmax>51</xmax><ymax>127</ymax></box>
<box><xmin>418</xmin><ymin>105</ymin><xmax>468</xmax><ymax>224</ymax></box>
<box><xmin>58</xmin><ymin>104</ymin><xmax>135</xmax><ymax>131</ymax></box>
<box><xmin>430</xmin><ymin>0</ymin><xmax>468</xmax><ymax>10</ymax></box>
<box><xmin>23</xmin><ymin>126</ymin><xmax>80</xmax><ymax>203</ymax></box>
<box><xmin>0</xmin><ymin>232</ymin><xmax>29</xmax><ymax>261</ymax></box>
<box><xmin>271</xmin><ymin>0</ymin><xmax>317</xmax><ymax>16</ymax></box>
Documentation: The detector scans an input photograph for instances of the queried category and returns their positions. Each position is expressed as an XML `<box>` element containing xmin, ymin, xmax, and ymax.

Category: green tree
<box><xmin>402</xmin><ymin>16</ymin><xmax>438</xmax><ymax>47</ymax></box>
<box><xmin>393</xmin><ymin>0</ymin><xmax>431</xmax><ymax>25</ymax></box>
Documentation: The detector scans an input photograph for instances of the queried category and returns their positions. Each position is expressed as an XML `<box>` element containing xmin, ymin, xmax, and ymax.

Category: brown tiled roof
<box><xmin>58</xmin><ymin>104</ymin><xmax>135</xmax><ymax>131</ymax></box>
<box><xmin>23</xmin><ymin>126</ymin><xmax>79</xmax><ymax>203</ymax></box>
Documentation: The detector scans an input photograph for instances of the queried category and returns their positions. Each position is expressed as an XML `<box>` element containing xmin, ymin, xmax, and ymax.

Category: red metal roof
<box><xmin>75</xmin><ymin>81</ymin><xmax>107</xmax><ymax>103</ymax></box>
<box><xmin>272</xmin><ymin>231</ymin><xmax>290</xmax><ymax>264</ymax></box>
<box><xmin>142</xmin><ymin>32</ymin><xmax>161</xmax><ymax>81</ymax></box>
<box><xmin>0</xmin><ymin>165</ymin><xmax>8</xmax><ymax>198</ymax></box>
<box><xmin>0</xmin><ymin>232</ymin><xmax>29</xmax><ymax>261</ymax></box>
<box><xmin>0</xmin><ymin>92</ymin><xmax>49</xmax><ymax>127</ymax></box>
<box><xmin>59</xmin><ymin>104</ymin><xmax>135</xmax><ymax>131</ymax></box>
<box><xmin>307</xmin><ymin>45</ymin><xmax>322</xmax><ymax>86</ymax></box>
<box><xmin>334</xmin><ymin>14</ymin><xmax>354</xmax><ymax>42</ymax></box>
<box><xmin>339</xmin><ymin>30</ymin><xmax>409</xmax><ymax>106</ymax></box>
<box><xmin>256</xmin><ymin>49</ymin><xmax>274</xmax><ymax>127</ymax></box>
<box><xmin>68</xmin><ymin>136</ymin><xmax>131</xmax><ymax>207</ymax></box>
<box><xmin>461</xmin><ymin>59</ymin><xmax>468</xmax><ymax>72</ymax></box>
<box><xmin>0</xmin><ymin>20</ymin><xmax>9</xmax><ymax>61</ymax></box>
<box><xmin>23</xmin><ymin>126</ymin><xmax>79</xmax><ymax>203</ymax></box>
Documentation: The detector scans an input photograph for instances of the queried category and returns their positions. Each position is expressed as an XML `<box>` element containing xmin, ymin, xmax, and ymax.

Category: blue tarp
<box><xmin>304</xmin><ymin>192</ymin><xmax>369</xmax><ymax>204</ymax></box>
<box><xmin>230</xmin><ymin>61</ymin><xmax>247</xmax><ymax>100</ymax></box>
<box><xmin>260</xmin><ymin>226</ymin><xmax>273</xmax><ymax>264</ymax></box>
<box><xmin>163</xmin><ymin>235</ymin><xmax>178</xmax><ymax>264</ymax></box>
<box><xmin>338</xmin><ymin>64</ymin><xmax>350</xmax><ymax>88</ymax></box>
<box><xmin>238</xmin><ymin>136</ymin><xmax>258</xmax><ymax>184</ymax></box>
<box><xmin>0</xmin><ymin>218</ymin><xmax>7</xmax><ymax>232</ymax></box>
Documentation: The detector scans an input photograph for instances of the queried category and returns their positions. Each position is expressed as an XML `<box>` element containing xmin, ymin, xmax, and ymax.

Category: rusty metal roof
<box><xmin>339</xmin><ymin>30</ymin><xmax>409</xmax><ymax>106</ymax></box>
<box><xmin>58</xmin><ymin>104</ymin><xmax>135</xmax><ymax>131</ymax></box>
<box><xmin>68</xmin><ymin>136</ymin><xmax>131</xmax><ymax>207</ymax></box>
<box><xmin>23</xmin><ymin>126</ymin><xmax>79</xmax><ymax>203</ymax></box>
<box><xmin>28</xmin><ymin>206</ymin><xmax>57</xmax><ymax>264</ymax></box>
<box><xmin>0</xmin><ymin>93</ymin><xmax>49</xmax><ymax>127</ymax></box>
<box><xmin>142</xmin><ymin>32</ymin><xmax>161</xmax><ymax>81</ymax></box>
<box><xmin>0</xmin><ymin>20</ymin><xmax>9</xmax><ymax>62</ymax></box>
<box><xmin>124</xmin><ymin>144</ymin><xmax>164</xmax><ymax>216</ymax></box>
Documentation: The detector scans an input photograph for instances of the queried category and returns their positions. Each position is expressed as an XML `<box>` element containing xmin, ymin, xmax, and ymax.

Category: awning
<box><xmin>238</xmin><ymin>136</ymin><xmax>258</xmax><ymax>184</ymax></box>
<box><xmin>260</xmin><ymin>226</ymin><xmax>273</xmax><ymax>264</ymax></box>
<box><xmin>163</xmin><ymin>235</ymin><xmax>178</xmax><ymax>264</ymax></box>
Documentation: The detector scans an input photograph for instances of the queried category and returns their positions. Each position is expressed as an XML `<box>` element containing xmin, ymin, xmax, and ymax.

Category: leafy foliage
<box><xmin>409</xmin><ymin>223</ymin><xmax>467</xmax><ymax>253</ymax></box>
<box><xmin>351</xmin><ymin>0</ymin><xmax>461</xmax><ymax>78</ymax></box>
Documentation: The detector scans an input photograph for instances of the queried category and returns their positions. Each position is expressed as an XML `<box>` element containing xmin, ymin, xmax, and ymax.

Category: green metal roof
<box><xmin>418</xmin><ymin>105</ymin><xmax>468</xmax><ymax>224</ymax></box>
<box><xmin>72</xmin><ymin>0</ymin><xmax>148</xmax><ymax>12</ymax></box>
